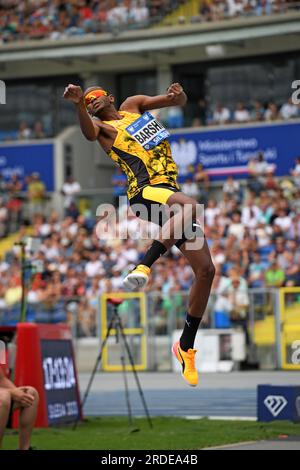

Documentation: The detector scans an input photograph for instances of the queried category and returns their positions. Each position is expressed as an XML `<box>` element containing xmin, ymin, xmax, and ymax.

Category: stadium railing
<box><xmin>2</xmin><ymin>287</ymin><xmax>298</xmax><ymax>371</ymax></box>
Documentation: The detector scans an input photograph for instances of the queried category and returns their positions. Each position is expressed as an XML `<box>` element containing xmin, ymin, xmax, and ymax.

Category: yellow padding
<box><xmin>142</xmin><ymin>186</ymin><xmax>174</xmax><ymax>205</ymax></box>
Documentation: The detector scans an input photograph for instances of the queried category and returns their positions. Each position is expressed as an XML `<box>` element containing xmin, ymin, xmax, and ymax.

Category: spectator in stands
<box><xmin>0</xmin><ymin>367</ymin><xmax>39</xmax><ymax>450</ymax></box>
<box><xmin>250</xmin><ymin>100</ymin><xmax>265</xmax><ymax>122</ymax></box>
<box><xmin>283</xmin><ymin>251</ymin><xmax>300</xmax><ymax>286</ymax></box>
<box><xmin>107</xmin><ymin>0</ymin><xmax>129</xmax><ymax>28</ymax></box>
<box><xmin>272</xmin><ymin>0</ymin><xmax>287</xmax><ymax>14</ymax></box>
<box><xmin>95</xmin><ymin>2</ymin><xmax>108</xmax><ymax>31</ymax></box>
<box><xmin>265</xmin><ymin>259</ymin><xmax>285</xmax><ymax>287</ymax></box>
<box><xmin>181</xmin><ymin>177</ymin><xmax>199</xmax><ymax>199</ymax></box>
<box><xmin>219</xmin><ymin>192</ymin><xmax>235</xmax><ymax>215</ymax></box>
<box><xmin>265</xmin><ymin>171</ymin><xmax>278</xmax><ymax>192</ymax></box>
<box><xmin>85</xmin><ymin>251</ymin><xmax>103</xmax><ymax>278</ymax></box>
<box><xmin>274</xmin><ymin>208</ymin><xmax>292</xmax><ymax>232</ymax></box>
<box><xmin>17</xmin><ymin>122</ymin><xmax>31</xmax><ymax>140</ymax></box>
<box><xmin>65</xmin><ymin>201</ymin><xmax>80</xmax><ymax>219</ymax></box>
<box><xmin>222</xmin><ymin>176</ymin><xmax>241</xmax><ymax>201</ymax></box>
<box><xmin>233</xmin><ymin>102</ymin><xmax>250</xmax><ymax>123</ymax></box>
<box><xmin>213</xmin><ymin>268</ymin><xmax>249</xmax><ymax>329</ymax></box>
<box><xmin>255</xmin><ymin>220</ymin><xmax>273</xmax><ymax>248</ymax></box>
<box><xmin>211</xmin><ymin>0</ymin><xmax>227</xmax><ymax>20</ymax></box>
<box><xmin>191</xmin><ymin>117</ymin><xmax>202</xmax><ymax>127</ymax></box>
<box><xmin>242</xmin><ymin>197</ymin><xmax>262</xmax><ymax>229</ymax></box>
<box><xmin>199</xmin><ymin>0</ymin><xmax>213</xmax><ymax>21</ymax></box>
<box><xmin>291</xmin><ymin>157</ymin><xmax>300</xmax><ymax>187</ymax></box>
<box><xmin>61</xmin><ymin>175</ymin><xmax>81</xmax><ymax>213</ymax></box>
<box><xmin>264</xmin><ymin>102</ymin><xmax>279</xmax><ymax>121</ymax></box>
<box><xmin>0</xmin><ymin>173</ymin><xmax>6</xmax><ymax>199</ymax></box>
<box><xmin>66</xmin><ymin>4</ymin><xmax>87</xmax><ymax>36</ymax></box>
<box><xmin>80</xmin><ymin>1</ymin><xmax>94</xmax><ymax>20</ymax></box>
<box><xmin>212</xmin><ymin>102</ymin><xmax>231</xmax><ymax>125</ymax></box>
<box><xmin>77</xmin><ymin>297</ymin><xmax>97</xmax><ymax>337</ymax></box>
<box><xmin>130</xmin><ymin>0</ymin><xmax>150</xmax><ymax>26</ymax></box>
<box><xmin>32</xmin><ymin>120</ymin><xmax>46</xmax><ymax>139</ymax></box>
<box><xmin>288</xmin><ymin>211</ymin><xmax>300</xmax><ymax>240</ymax></box>
<box><xmin>195</xmin><ymin>99</ymin><xmax>208</xmax><ymax>126</ymax></box>
<box><xmin>210</xmin><ymin>242</ymin><xmax>226</xmax><ymax>266</ymax></box>
<box><xmin>4</xmin><ymin>275</ymin><xmax>22</xmax><ymax>306</ymax></box>
<box><xmin>227</xmin><ymin>274</ymin><xmax>249</xmax><ymax>322</ymax></box>
<box><xmin>248</xmin><ymin>251</ymin><xmax>267</xmax><ymax>287</ymax></box>
<box><xmin>205</xmin><ymin>198</ymin><xmax>220</xmax><ymax>227</ymax></box>
<box><xmin>27</xmin><ymin>172</ymin><xmax>46</xmax><ymax>220</ymax></box>
<box><xmin>227</xmin><ymin>210</ymin><xmax>245</xmax><ymax>241</ymax></box>
<box><xmin>227</xmin><ymin>0</ymin><xmax>246</xmax><ymax>17</ymax></box>
<box><xmin>0</xmin><ymin>198</ymin><xmax>8</xmax><ymax>238</ymax></box>
<box><xmin>165</xmin><ymin>106</ymin><xmax>184</xmax><ymax>129</ymax></box>
<box><xmin>254</xmin><ymin>0</ymin><xmax>272</xmax><ymax>15</ymax></box>
<box><xmin>248</xmin><ymin>152</ymin><xmax>269</xmax><ymax>194</ymax></box>
<box><xmin>86</xmin><ymin>276</ymin><xmax>103</xmax><ymax>301</ymax></box>
<box><xmin>195</xmin><ymin>163</ymin><xmax>210</xmax><ymax>204</ymax></box>
<box><xmin>257</xmin><ymin>191</ymin><xmax>273</xmax><ymax>221</ymax></box>
<box><xmin>6</xmin><ymin>174</ymin><xmax>23</xmax><ymax>232</ymax></box>
<box><xmin>279</xmin><ymin>176</ymin><xmax>295</xmax><ymax>200</ymax></box>
<box><xmin>280</xmin><ymin>97</ymin><xmax>298</xmax><ymax>120</ymax></box>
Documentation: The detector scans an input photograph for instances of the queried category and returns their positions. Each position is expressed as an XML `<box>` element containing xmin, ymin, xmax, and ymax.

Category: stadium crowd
<box><xmin>0</xmin><ymin>0</ymin><xmax>299</xmax><ymax>43</ymax></box>
<box><xmin>193</xmin><ymin>0</ymin><xmax>297</xmax><ymax>23</ymax></box>
<box><xmin>0</xmin><ymin>0</ymin><xmax>184</xmax><ymax>42</ymax></box>
<box><xmin>162</xmin><ymin>97</ymin><xmax>300</xmax><ymax>129</ymax></box>
<box><xmin>0</xmin><ymin>154</ymin><xmax>300</xmax><ymax>335</ymax></box>
<box><xmin>8</xmin><ymin>97</ymin><xmax>299</xmax><ymax>143</ymax></box>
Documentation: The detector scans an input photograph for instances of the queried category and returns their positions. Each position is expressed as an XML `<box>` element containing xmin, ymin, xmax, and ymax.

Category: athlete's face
<box><xmin>84</xmin><ymin>87</ymin><xmax>114</xmax><ymax>117</ymax></box>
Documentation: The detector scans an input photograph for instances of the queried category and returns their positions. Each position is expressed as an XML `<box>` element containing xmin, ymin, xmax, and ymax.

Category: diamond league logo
<box><xmin>264</xmin><ymin>395</ymin><xmax>288</xmax><ymax>417</ymax></box>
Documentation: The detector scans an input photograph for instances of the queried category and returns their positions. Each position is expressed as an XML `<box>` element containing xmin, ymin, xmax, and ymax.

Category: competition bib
<box><xmin>126</xmin><ymin>112</ymin><xmax>170</xmax><ymax>151</ymax></box>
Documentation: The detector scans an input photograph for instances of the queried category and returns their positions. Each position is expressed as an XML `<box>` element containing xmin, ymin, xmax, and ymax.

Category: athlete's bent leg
<box><xmin>0</xmin><ymin>389</ymin><xmax>11</xmax><ymax>449</ymax></box>
<box><xmin>13</xmin><ymin>386</ymin><xmax>39</xmax><ymax>450</ymax></box>
<box><xmin>124</xmin><ymin>191</ymin><xmax>200</xmax><ymax>289</ymax></box>
<box><xmin>172</xmin><ymin>239</ymin><xmax>215</xmax><ymax>387</ymax></box>
<box><xmin>180</xmin><ymin>238</ymin><xmax>215</xmax><ymax>321</ymax></box>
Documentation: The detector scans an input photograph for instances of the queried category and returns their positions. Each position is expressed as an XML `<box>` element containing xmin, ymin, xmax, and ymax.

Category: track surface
<box><xmin>79</xmin><ymin>371</ymin><xmax>297</xmax><ymax>418</ymax></box>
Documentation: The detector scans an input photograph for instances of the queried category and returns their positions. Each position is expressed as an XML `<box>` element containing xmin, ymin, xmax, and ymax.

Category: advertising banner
<box><xmin>170</xmin><ymin>121</ymin><xmax>300</xmax><ymax>181</ymax></box>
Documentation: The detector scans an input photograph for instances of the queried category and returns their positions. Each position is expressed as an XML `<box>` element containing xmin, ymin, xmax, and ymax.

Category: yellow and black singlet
<box><xmin>103</xmin><ymin>111</ymin><xmax>179</xmax><ymax>200</ymax></box>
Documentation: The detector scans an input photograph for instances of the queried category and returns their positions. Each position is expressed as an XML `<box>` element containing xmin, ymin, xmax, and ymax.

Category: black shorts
<box><xmin>129</xmin><ymin>183</ymin><xmax>180</xmax><ymax>227</ymax></box>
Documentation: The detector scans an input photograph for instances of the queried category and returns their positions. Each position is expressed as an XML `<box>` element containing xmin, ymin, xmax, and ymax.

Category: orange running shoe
<box><xmin>172</xmin><ymin>341</ymin><xmax>198</xmax><ymax>387</ymax></box>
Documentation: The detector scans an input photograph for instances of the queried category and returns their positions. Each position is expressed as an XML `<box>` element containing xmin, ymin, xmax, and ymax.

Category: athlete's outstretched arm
<box><xmin>120</xmin><ymin>83</ymin><xmax>187</xmax><ymax>113</ymax></box>
<box><xmin>63</xmin><ymin>84</ymin><xmax>100</xmax><ymax>141</ymax></box>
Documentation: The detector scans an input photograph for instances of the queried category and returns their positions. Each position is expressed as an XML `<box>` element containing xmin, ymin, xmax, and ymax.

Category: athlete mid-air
<box><xmin>63</xmin><ymin>83</ymin><xmax>215</xmax><ymax>386</ymax></box>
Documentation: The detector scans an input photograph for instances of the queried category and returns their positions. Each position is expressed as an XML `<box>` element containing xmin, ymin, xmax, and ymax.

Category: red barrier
<box><xmin>13</xmin><ymin>323</ymin><xmax>82</xmax><ymax>428</ymax></box>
